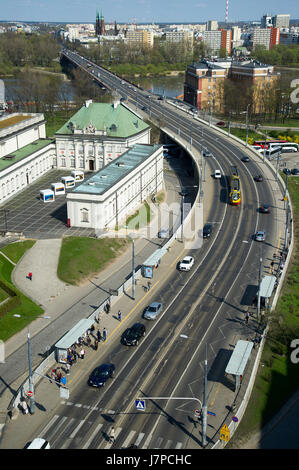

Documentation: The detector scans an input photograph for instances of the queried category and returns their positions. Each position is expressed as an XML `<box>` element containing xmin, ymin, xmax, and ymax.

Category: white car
<box><xmin>178</xmin><ymin>256</ymin><xmax>194</xmax><ymax>271</ymax></box>
<box><xmin>214</xmin><ymin>169</ymin><xmax>221</xmax><ymax>179</ymax></box>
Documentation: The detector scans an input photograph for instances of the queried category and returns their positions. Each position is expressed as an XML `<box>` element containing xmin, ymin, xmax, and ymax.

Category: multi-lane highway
<box><xmin>23</xmin><ymin>50</ymin><xmax>282</xmax><ymax>449</ymax></box>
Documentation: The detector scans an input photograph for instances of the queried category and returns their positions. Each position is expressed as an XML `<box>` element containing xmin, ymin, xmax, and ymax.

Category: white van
<box><xmin>26</xmin><ymin>438</ymin><xmax>50</xmax><ymax>449</ymax></box>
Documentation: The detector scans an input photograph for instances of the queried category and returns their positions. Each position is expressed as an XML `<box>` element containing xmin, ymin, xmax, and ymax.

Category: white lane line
<box><xmin>175</xmin><ymin>442</ymin><xmax>183</xmax><ymax>449</ymax></box>
<box><xmin>40</xmin><ymin>415</ymin><xmax>60</xmax><ymax>438</ymax></box>
<box><xmin>82</xmin><ymin>423</ymin><xmax>103</xmax><ymax>449</ymax></box>
<box><xmin>154</xmin><ymin>437</ymin><xmax>163</xmax><ymax>449</ymax></box>
<box><xmin>142</xmin><ymin>432</ymin><xmax>153</xmax><ymax>449</ymax></box>
<box><xmin>47</xmin><ymin>416</ymin><xmax>67</xmax><ymax>441</ymax></box>
<box><xmin>164</xmin><ymin>440</ymin><xmax>173</xmax><ymax>449</ymax></box>
<box><xmin>122</xmin><ymin>430</ymin><xmax>136</xmax><ymax>449</ymax></box>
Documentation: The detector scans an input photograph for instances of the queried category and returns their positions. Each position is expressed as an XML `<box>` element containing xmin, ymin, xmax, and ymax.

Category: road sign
<box><xmin>220</xmin><ymin>424</ymin><xmax>230</xmax><ymax>442</ymax></box>
<box><xmin>232</xmin><ymin>416</ymin><xmax>238</xmax><ymax>423</ymax></box>
<box><xmin>27</xmin><ymin>390</ymin><xmax>33</xmax><ymax>397</ymax></box>
<box><xmin>207</xmin><ymin>411</ymin><xmax>216</xmax><ymax>416</ymax></box>
<box><xmin>135</xmin><ymin>399</ymin><xmax>146</xmax><ymax>411</ymax></box>
<box><xmin>194</xmin><ymin>409</ymin><xmax>201</xmax><ymax>417</ymax></box>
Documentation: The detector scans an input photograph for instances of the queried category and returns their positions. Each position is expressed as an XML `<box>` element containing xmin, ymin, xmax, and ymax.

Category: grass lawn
<box><xmin>228</xmin><ymin>176</ymin><xmax>299</xmax><ymax>448</ymax></box>
<box><xmin>57</xmin><ymin>236</ymin><xmax>129</xmax><ymax>285</ymax></box>
<box><xmin>0</xmin><ymin>240</ymin><xmax>44</xmax><ymax>342</ymax></box>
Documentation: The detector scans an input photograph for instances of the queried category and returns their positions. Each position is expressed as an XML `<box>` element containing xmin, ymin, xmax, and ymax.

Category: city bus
<box><xmin>253</xmin><ymin>139</ymin><xmax>287</xmax><ymax>149</ymax></box>
<box><xmin>269</xmin><ymin>142</ymin><xmax>299</xmax><ymax>152</ymax></box>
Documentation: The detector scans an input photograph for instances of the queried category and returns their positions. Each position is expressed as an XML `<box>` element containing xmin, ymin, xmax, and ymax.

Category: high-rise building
<box><xmin>270</xmin><ymin>28</ymin><xmax>280</xmax><ymax>48</ymax></box>
<box><xmin>252</xmin><ymin>28</ymin><xmax>272</xmax><ymax>50</ymax></box>
<box><xmin>207</xmin><ymin>20</ymin><xmax>218</xmax><ymax>31</ymax></box>
<box><xmin>261</xmin><ymin>14</ymin><xmax>273</xmax><ymax>28</ymax></box>
<box><xmin>95</xmin><ymin>10</ymin><xmax>100</xmax><ymax>36</ymax></box>
<box><xmin>273</xmin><ymin>14</ymin><xmax>290</xmax><ymax>29</ymax></box>
<box><xmin>220</xmin><ymin>29</ymin><xmax>232</xmax><ymax>55</ymax></box>
<box><xmin>126</xmin><ymin>30</ymin><xmax>154</xmax><ymax>48</ymax></box>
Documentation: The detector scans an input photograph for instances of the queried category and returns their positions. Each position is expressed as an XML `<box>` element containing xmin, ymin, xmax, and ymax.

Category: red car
<box><xmin>216</xmin><ymin>121</ymin><xmax>226</xmax><ymax>127</ymax></box>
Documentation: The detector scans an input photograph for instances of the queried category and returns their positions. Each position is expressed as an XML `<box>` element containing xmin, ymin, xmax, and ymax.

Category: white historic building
<box><xmin>55</xmin><ymin>100</ymin><xmax>151</xmax><ymax>172</ymax></box>
<box><xmin>0</xmin><ymin>113</ymin><xmax>55</xmax><ymax>204</ymax></box>
<box><xmin>66</xmin><ymin>143</ymin><xmax>163</xmax><ymax>230</ymax></box>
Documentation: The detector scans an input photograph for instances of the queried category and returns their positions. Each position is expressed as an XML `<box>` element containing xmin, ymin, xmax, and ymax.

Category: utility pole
<box><xmin>181</xmin><ymin>194</ymin><xmax>185</xmax><ymax>241</ymax></box>
<box><xmin>132</xmin><ymin>238</ymin><xmax>135</xmax><ymax>299</ymax></box>
<box><xmin>257</xmin><ymin>249</ymin><xmax>262</xmax><ymax>323</ymax></box>
<box><xmin>285</xmin><ymin>202</ymin><xmax>290</xmax><ymax>251</ymax></box>
<box><xmin>202</xmin><ymin>359</ymin><xmax>208</xmax><ymax>447</ymax></box>
<box><xmin>27</xmin><ymin>329</ymin><xmax>35</xmax><ymax>414</ymax></box>
<box><xmin>245</xmin><ymin>104</ymin><xmax>250</xmax><ymax>147</ymax></box>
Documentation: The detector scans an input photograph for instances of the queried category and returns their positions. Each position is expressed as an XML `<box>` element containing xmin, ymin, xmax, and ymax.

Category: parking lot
<box><xmin>0</xmin><ymin>170</ymin><xmax>95</xmax><ymax>238</ymax></box>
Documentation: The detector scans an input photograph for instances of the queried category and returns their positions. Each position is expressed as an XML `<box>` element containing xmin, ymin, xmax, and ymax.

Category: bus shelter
<box><xmin>142</xmin><ymin>247</ymin><xmax>168</xmax><ymax>278</ymax></box>
<box><xmin>225</xmin><ymin>340</ymin><xmax>254</xmax><ymax>392</ymax></box>
<box><xmin>55</xmin><ymin>318</ymin><xmax>95</xmax><ymax>363</ymax></box>
<box><xmin>259</xmin><ymin>275</ymin><xmax>276</xmax><ymax>309</ymax></box>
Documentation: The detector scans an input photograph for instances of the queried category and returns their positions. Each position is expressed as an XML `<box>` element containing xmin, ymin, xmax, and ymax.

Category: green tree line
<box><xmin>252</xmin><ymin>44</ymin><xmax>299</xmax><ymax>67</ymax></box>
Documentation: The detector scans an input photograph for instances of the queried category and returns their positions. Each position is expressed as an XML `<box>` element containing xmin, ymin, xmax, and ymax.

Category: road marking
<box><xmin>134</xmin><ymin>432</ymin><xmax>145</xmax><ymax>446</ymax></box>
<box><xmin>82</xmin><ymin>423</ymin><xmax>103</xmax><ymax>449</ymax></box>
<box><xmin>122</xmin><ymin>430</ymin><xmax>136</xmax><ymax>449</ymax></box>
<box><xmin>154</xmin><ymin>436</ymin><xmax>163</xmax><ymax>448</ymax></box>
<box><xmin>164</xmin><ymin>439</ymin><xmax>173</xmax><ymax>449</ymax></box>
<box><xmin>40</xmin><ymin>414</ymin><xmax>60</xmax><ymax>438</ymax></box>
<box><xmin>103</xmin><ymin>426</ymin><xmax>122</xmax><ymax>449</ymax></box>
<box><xmin>69</xmin><ymin>419</ymin><xmax>85</xmax><ymax>439</ymax></box>
<box><xmin>175</xmin><ymin>442</ymin><xmax>183</xmax><ymax>449</ymax></box>
<box><xmin>46</xmin><ymin>416</ymin><xmax>67</xmax><ymax>441</ymax></box>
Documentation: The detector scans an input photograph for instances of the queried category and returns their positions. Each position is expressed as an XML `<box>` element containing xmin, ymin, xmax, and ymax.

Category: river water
<box><xmin>2</xmin><ymin>68</ymin><xmax>296</xmax><ymax>103</ymax></box>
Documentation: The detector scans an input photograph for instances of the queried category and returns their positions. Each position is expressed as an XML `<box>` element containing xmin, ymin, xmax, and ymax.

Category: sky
<box><xmin>0</xmin><ymin>0</ymin><xmax>297</xmax><ymax>24</ymax></box>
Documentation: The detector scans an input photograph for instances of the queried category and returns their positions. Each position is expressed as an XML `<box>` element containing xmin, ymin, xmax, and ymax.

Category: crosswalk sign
<box><xmin>135</xmin><ymin>400</ymin><xmax>146</xmax><ymax>411</ymax></box>
<box><xmin>220</xmin><ymin>424</ymin><xmax>230</xmax><ymax>442</ymax></box>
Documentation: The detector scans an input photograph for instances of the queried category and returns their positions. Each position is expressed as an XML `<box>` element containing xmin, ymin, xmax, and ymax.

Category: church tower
<box><xmin>100</xmin><ymin>8</ymin><xmax>105</xmax><ymax>36</ymax></box>
<box><xmin>95</xmin><ymin>9</ymin><xmax>100</xmax><ymax>36</ymax></box>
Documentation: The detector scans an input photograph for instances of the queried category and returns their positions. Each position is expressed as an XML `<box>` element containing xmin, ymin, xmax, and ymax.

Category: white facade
<box><xmin>252</xmin><ymin>28</ymin><xmax>272</xmax><ymax>50</ymax></box>
<box><xmin>0</xmin><ymin>113</ymin><xmax>46</xmax><ymax>159</ymax></box>
<box><xmin>67</xmin><ymin>144</ymin><xmax>164</xmax><ymax>230</ymax></box>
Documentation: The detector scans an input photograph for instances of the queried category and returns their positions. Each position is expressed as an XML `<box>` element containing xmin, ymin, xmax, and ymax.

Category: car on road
<box><xmin>88</xmin><ymin>363</ymin><xmax>115</xmax><ymax>388</ymax></box>
<box><xmin>260</xmin><ymin>204</ymin><xmax>271</xmax><ymax>214</ymax></box>
<box><xmin>121</xmin><ymin>323</ymin><xmax>146</xmax><ymax>346</ymax></box>
<box><xmin>254</xmin><ymin>175</ymin><xmax>264</xmax><ymax>182</ymax></box>
<box><xmin>204</xmin><ymin>150</ymin><xmax>212</xmax><ymax>157</ymax></box>
<box><xmin>144</xmin><ymin>302</ymin><xmax>163</xmax><ymax>320</ymax></box>
<box><xmin>214</xmin><ymin>169</ymin><xmax>221</xmax><ymax>179</ymax></box>
<box><xmin>180</xmin><ymin>188</ymin><xmax>189</xmax><ymax>196</ymax></box>
<box><xmin>291</xmin><ymin>168</ymin><xmax>299</xmax><ymax>175</ymax></box>
<box><xmin>283</xmin><ymin>168</ymin><xmax>291</xmax><ymax>175</ymax></box>
<box><xmin>157</xmin><ymin>95</ymin><xmax>163</xmax><ymax>100</ymax></box>
<box><xmin>158</xmin><ymin>228</ymin><xmax>169</xmax><ymax>238</ymax></box>
<box><xmin>178</xmin><ymin>256</ymin><xmax>194</xmax><ymax>271</ymax></box>
<box><xmin>216</xmin><ymin>121</ymin><xmax>226</xmax><ymax>127</ymax></box>
<box><xmin>241</xmin><ymin>155</ymin><xmax>250</xmax><ymax>162</ymax></box>
<box><xmin>203</xmin><ymin>223</ymin><xmax>213</xmax><ymax>239</ymax></box>
<box><xmin>255</xmin><ymin>230</ymin><xmax>266</xmax><ymax>242</ymax></box>
<box><xmin>142</xmin><ymin>106</ymin><xmax>147</xmax><ymax>111</ymax></box>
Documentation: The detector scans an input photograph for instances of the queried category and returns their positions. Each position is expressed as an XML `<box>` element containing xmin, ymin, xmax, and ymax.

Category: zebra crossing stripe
<box><xmin>141</xmin><ymin>432</ymin><xmax>153</xmax><ymax>449</ymax></box>
<box><xmin>122</xmin><ymin>430</ymin><xmax>136</xmax><ymax>449</ymax></box>
<box><xmin>175</xmin><ymin>442</ymin><xmax>183</xmax><ymax>449</ymax></box>
<box><xmin>69</xmin><ymin>419</ymin><xmax>85</xmax><ymax>439</ymax></box>
<box><xmin>40</xmin><ymin>415</ymin><xmax>60</xmax><ymax>438</ymax></box>
<box><xmin>134</xmin><ymin>432</ymin><xmax>145</xmax><ymax>447</ymax></box>
<box><xmin>154</xmin><ymin>437</ymin><xmax>163</xmax><ymax>449</ymax></box>
<box><xmin>164</xmin><ymin>440</ymin><xmax>173</xmax><ymax>449</ymax></box>
<box><xmin>82</xmin><ymin>423</ymin><xmax>103</xmax><ymax>449</ymax></box>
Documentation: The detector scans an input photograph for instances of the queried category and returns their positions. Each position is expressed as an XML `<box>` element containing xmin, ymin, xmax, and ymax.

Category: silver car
<box><xmin>144</xmin><ymin>302</ymin><xmax>163</xmax><ymax>320</ymax></box>
<box><xmin>255</xmin><ymin>230</ymin><xmax>266</xmax><ymax>242</ymax></box>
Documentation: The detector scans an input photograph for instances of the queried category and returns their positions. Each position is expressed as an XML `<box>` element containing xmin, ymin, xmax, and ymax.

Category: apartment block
<box><xmin>125</xmin><ymin>30</ymin><xmax>154</xmax><ymax>48</ymax></box>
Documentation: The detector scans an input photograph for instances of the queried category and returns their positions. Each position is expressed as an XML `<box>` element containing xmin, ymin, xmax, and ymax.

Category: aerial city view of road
<box><xmin>0</xmin><ymin>0</ymin><xmax>299</xmax><ymax>458</ymax></box>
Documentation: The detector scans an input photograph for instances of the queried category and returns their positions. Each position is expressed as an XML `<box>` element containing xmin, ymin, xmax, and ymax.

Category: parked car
<box><xmin>121</xmin><ymin>323</ymin><xmax>146</xmax><ymax>346</ymax></box>
<box><xmin>158</xmin><ymin>228</ymin><xmax>169</xmax><ymax>238</ymax></box>
<box><xmin>254</xmin><ymin>175</ymin><xmax>264</xmax><ymax>182</ymax></box>
<box><xmin>291</xmin><ymin>168</ymin><xmax>299</xmax><ymax>175</ymax></box>
<box><xmin>203</xmin><ymin>223</ymin><xmax>213</xmax><ymax>239</ymax></box>
<box><xmin>283</xmin><ymin>168</ymin><xmax>291</xmax><ymax>175</ymax></box>
<box><xmin>214</xmin><ymin>169</ymin><xmax>221</xmax><ymax>179</ymax></box>
<box><xmin>178</xmin><ymin>256</ymin><xmax>194</xmax><ymax>271</ymax></box>
<box><xmin>144</xmin><ymin>302</ymin><xmax>163</xmax><ymax>320</ymax></box>
<box><xmin>255</xmin><ymin>230</ymin><xmax>266</xmax><ymax>242</ymax></box>
<box><xmin>216</xmin><ymin>121</ymin><xmax>226</xmax><ymax>127</ymax></box>
<box><xmin>88</xmin><ymin>363</ymin><xmax>115</xmax><ymax>388</ymax></box>
<box><xmin>260</xmin><ymin>204</ymin><xmax>271</xmax><ymax>214</ymax></box>
<box><xmin>241</xmin><ymin>155</ymin><xmax>250</xmax><ymax>162</ymax></box>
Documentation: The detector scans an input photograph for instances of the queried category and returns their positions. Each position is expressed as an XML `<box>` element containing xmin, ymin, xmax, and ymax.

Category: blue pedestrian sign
<box><xmin>135</xmin><ymin>399</ymin><xmax>146</xmax><ymax>411</ymax></box>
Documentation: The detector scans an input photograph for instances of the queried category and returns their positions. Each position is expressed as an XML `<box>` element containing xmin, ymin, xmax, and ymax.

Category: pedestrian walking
<box><xmin>94</xmin><ymin>339</ymin><xmax>98</xmax><ymax>351</ymax></box>
<box><xmin>106</xmin><ymin>302</ymin><xmax>110</xmax><ymax>314</ymax></box>
<box><xmin>147</xmin><ymin>281</ymin><xmax>152</xmax><ymax>291</ymax></box>
<box><xmin>28</xmin><ymin>272</ymin><xmax>32</xmax><ymax>281</ymax></box>
<box><xmin>80</xmin><ymin>348</ymin><xmax>86</xmax><ymax>359</ymax></box>
<box><xmin>56</xmin><ymin>369</ymin><xmax>62</xmax><ymax>383</ymax></box>
<box><xmin>51</xmin><ymin>368</ymin><xmax>56</xmax><ymax>383</ymax></box>
<box><xmin>66</xmin><ymin>363</ymin><xmax>71</xmax><ymax>375</ymax></box>
<box><xmin>245</xmin><ymin>311</ymin><xmax>250</xmax><ymax>325</ymax></box>
<box><xmin>21</xmin><ymin>398</ymin><xmax>28</xmax><ymax>415</ymax></box>
<box><xmin>60</xmin><ymin>375</ymin><xmax>67</xmax><ymax>388</ymax></box>
<box><xmin>97</xmin><ymin>329</ymin><xmax>102</xmax><ymax>342</ymax></box>
<box><xmin>103</xmin><ymin>328</ymin><xmax>107</xmax><ymax>342</ymax></box>
<box><xmin>109</xmin><ymin>426</ymin><xmax>115</xmax><ymax>443</ymax></box>
<box><xmin>86</xmin><ymin>335</ymin><xmax>91</xmax><ymax>348</ymax></box>
<box><xmin>118</xmin><ymin>310</ymin><xmax>122</xmax><ymax>322</ymax></box>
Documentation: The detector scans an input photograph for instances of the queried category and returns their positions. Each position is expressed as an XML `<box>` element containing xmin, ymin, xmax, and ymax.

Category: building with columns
<box><xmin>54</xmin><ymin>100</ymin><xmax>150</xmax><ymax>172</ymax></box>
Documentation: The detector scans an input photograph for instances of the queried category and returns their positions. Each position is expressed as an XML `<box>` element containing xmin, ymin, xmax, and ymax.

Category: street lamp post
<box><xmin>245</xmin><ymin>104</ymin><xmax>250</xmax><ymax>147</ymax></box>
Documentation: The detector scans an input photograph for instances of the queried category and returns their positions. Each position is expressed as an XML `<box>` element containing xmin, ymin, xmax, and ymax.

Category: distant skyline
<box><xmin>0</xmin><ymin>0</ymin><xmax>297</xmax><ymax>24</ymax></box>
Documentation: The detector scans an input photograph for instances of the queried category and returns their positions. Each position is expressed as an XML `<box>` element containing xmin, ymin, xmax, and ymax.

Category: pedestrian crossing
<box><xmin>39</xmin><ymin>414</ymin><xmax>184</xmax><ymax>449</ymax></box>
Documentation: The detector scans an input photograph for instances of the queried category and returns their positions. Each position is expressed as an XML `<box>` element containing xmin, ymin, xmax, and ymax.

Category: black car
<box><xmin>254</xmin><ymin>175</ymin><xmax>264</xmax><ymax>182</ymax></box>
<box><xmin>122</xmin><ymin>323</ymin><xmax>146</xmax><ymax>346</ymax></box>
<box><xmin>260</xmin><ymin>204</ymin><xmax>271</xmax><ymax>214</ymax></box>
<box><xmin>291</xmin><ymin>168</ymin><xmax>299</xmax><ymax>175</ymax></box>
<box><xmin>88</xmin><ymin>363</ymin><xmax>115</xmax><ymax>388</ymax></box>
<box><xmin>283</xmin><ymin>168</ymin><xmax>291</xmax><ymax>175</ymax></box>
<box><xmin>241</xmin><ymin>156</ymin><xmax>250</xmax><ymax>162</ymax></box>
<box><xmin>203</xmin><ymin>223</ymin><xmax>213</xmax><ymax>238</ymax></box>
